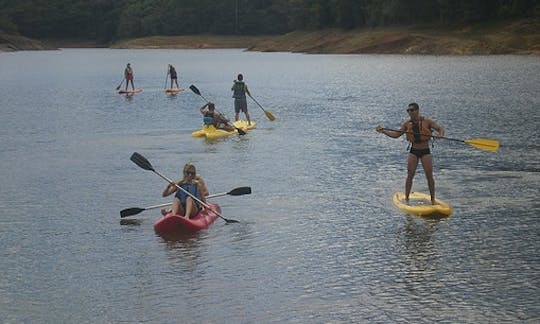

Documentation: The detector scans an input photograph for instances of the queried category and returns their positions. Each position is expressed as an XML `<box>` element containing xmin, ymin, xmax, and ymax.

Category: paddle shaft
<box><xmin>248</xmin><ymin>94</ymin><xmax>275</xmax><ymax>121</ymax></box>
<box><xmin>382</xmin><ymin>127</ymin><xmax>462</xmax><ymax>143</ymax></box>
<box><xmin>116</xmin><ymin>79</ymin><xmax>124</xmax><ymax>90</ymax></box>
<box><xmin>165</xmin><ymin>67</ymin><xmax>169</xmax><ymax>89</ymax></box>
<box><xmin>152</xmin><ymin>191</ymin><xmax>242</xmax><ymax>209</ymax></box>
<box><xmin>121</xmin><ymin>193</ymin><xmax>233</xmax><ymax>217</ymax></box>
<box><xmin>120</xmin><ymin>187</ymin><xmax>251</xmax><ymax>217</ymax></box>
<box><xmin>380</xmin><ymin>127</ymin><xmax>499</xmax><ymax>152</ymax></box>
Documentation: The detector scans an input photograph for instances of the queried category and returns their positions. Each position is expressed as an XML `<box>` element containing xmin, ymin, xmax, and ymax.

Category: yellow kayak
<box><xmin>192</xmin><ymin>120</ymin><xmax>256</xmax><ymax>140</ymax></box>
<box><xmin>392</xmin><ymin>192</ymin><xmax>452</xmax><ymax>217</ymax></box>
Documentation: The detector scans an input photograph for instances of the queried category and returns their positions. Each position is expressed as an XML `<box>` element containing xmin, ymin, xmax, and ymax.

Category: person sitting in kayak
<box><xmin>200</xmin><ymin>102</ymin><xmax>235</xmax><ymax>132</ymax></box>
<box><xmin>376</xmin><ymin>102</ymin><xmax>444</xmax><ymax>205</ymax></box>
<box><xmin>162</xmin><ymin>163</ymin><xmax>209</xmax><ymax>219</ymax></box>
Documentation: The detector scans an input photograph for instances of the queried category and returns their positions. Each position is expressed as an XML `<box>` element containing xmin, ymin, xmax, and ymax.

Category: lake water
<box><xmin>0</xmin><ymin>49</ymin><xmax>539</xmax><ymax>323</ymax></box>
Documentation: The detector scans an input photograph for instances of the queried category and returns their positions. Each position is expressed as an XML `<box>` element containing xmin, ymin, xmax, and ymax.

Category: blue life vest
<box><xmin>175</xmin><ymin>181</ymin><xmax>200</xmax><ymax>204</ymax></box>
<box><xmin>203</xmin><ymin>116</ymin><xmax>214</xmax><ymax>125</ymax></box>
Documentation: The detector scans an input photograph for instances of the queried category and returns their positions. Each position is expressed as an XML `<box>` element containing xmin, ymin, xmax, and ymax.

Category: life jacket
<box><xmin>203</xmin><ymin>111</ymin><xmax>215</xmax><ymax>125</ymax></box>
<box><xmin>176</xmin><ymin>180</ymin><xmax>200</xmax><ymax>204</ymax></box>
<box><xmin>232</xmin><ymin>81</ymin><xmax>246</xmax><ymax>99</ymax></box>
<box><xmin>203</xmin><ymin>117</ymin><xmax>214</xmax><ymax>125</ymax></box>
<box><xmin>406</xmin><ymin>117</ymin><xmax>431</xmax><ymax>143</ymax></box>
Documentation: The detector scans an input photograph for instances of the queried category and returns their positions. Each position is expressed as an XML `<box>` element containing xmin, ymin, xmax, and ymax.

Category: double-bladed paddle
<box><xmin>377</xmin><ymin>127</ymin><xmax>499</xmax><ymax>152</ymax></box>
<box><xmin>189</xmin><ymin>85</ymin><xmax>247</xmax><ymax>135</ymax></box>
<box><xmin>120</xmin><ymin>186</ymin><xmax>252</xmax><ymax>218</ymax></box>
<box><xmin>248</xmin><ymin>93</ymin><xmax>275</xmax><ymax>121</ymax></box>
<box><xmin>129</xmin><ymin>152</ymin><xmax>240</xmax><ymax>223</ymax></box>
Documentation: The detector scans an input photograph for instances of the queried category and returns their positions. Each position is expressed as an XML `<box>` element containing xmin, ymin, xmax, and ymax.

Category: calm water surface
<box><xmin>0</xmin><ymin>49</ymin><xmax>539</xmax><ymax>323</ymax></box>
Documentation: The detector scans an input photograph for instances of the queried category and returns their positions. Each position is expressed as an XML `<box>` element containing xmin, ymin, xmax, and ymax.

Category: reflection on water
<box><xmin>159</xmin><ymin>229</ymin><xmax>204</xmax><ymax>245</ymax></box>
<box><xmin>120</xmin><ymin>218</ymin><xmax>144</xmax><ymax>226</ymax></box>
<box><xmin>0</xmin><ymin>49</ymin><xmax>538</xmax><ymax>323</ymax></box>
<box><xmin>402</xmin><ymin>216</ymin><xmax>438</xmax><ymax>273</ymax></box>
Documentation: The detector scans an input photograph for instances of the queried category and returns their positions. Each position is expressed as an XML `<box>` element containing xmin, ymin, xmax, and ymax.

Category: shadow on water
<box><xmin>158</xmin><ymin>229</ymin><xmax>204</xmax><ymax>244</ymax></box>
<box><xmin>120</xmin><ymin>218</ymin><xmax>144</xmax><ymax>226</ymax></box>
<box><xmin>418</xmin><ymin>213</ymin><xmax>452</xmax><ymax>221</ymax></box>
<box><xmin>159</xmin><ymin>232</ymin><xmax>207</xmax><ymax>273</ymax></box>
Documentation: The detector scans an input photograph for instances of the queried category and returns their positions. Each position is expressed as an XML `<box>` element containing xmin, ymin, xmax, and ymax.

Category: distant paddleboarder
<box><xmin>168</xmin><ymin>64</ymin><xmax>179</xmax><ymax>89</ymax></box>
<box><xmin>124</xmin><ymin>63</ymin><xmax>135</xmax><ymax>90</ymax></box>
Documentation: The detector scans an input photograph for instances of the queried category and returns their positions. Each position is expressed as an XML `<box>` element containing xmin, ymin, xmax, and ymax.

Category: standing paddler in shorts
<box><xmin>231</xmin><ymin>73</ymin><xmax>252</xmax><ymax>125</ymax></box>
<box><xmin>124</xmin><ymin>63</ymin><xmax>135</xmax><ymax>90</ymax></box>
<box><xmin>376</xmin><ymin>103</ymin><xmax>445</xmax><ymax>205</ymax></box>
<box><xmin>168</xmin><ymin>64</ymin><xmax>179</xmax><ymax>89</ymax></box>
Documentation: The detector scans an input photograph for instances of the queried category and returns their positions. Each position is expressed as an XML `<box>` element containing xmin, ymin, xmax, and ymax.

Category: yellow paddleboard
<box><xmin>233</xmin><ymin>120</ymin><xmax>257</xmax><ymax>131</ymax></box>
<box><xmin>392</xmin><ymin>192</ymin><xmax>452</xmax><ymax>217</ymax></box>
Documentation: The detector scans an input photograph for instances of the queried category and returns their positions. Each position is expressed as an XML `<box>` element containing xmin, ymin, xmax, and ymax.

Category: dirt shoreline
<box><xmin>109</xmin><ymin>18</ymin><xmax>540</xmax><ymax>55</ymax></box>
<box><xmin>3</xmin><ymin>18</ymin><xmax>539</xmax><ymax>54</ymax></box>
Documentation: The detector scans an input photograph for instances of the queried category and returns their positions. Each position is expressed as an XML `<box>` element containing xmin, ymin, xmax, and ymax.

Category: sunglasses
<box><xmin>184</xmin><ymin>171</ymin><xmax>195</xmax><ymax>176</ymax></box>
<box><xmin>406</xmin><ymin>108</ymin><xmax>417</xmax><ymax>112</ymax></box>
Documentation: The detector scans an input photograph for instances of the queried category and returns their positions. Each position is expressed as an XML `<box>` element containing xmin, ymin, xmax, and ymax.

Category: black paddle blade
<box><xmin>120</xmin><ymin>207</ymin><xmax>145</xmax><ymax>218</ymax></box>
<box><xmin>130</xmin><ymin>152</ymin><xmax>154</xmax><ymax>171</ymax></box>
<box><xmin>236</xmin><ymin>128</ymin><xmax>247</xmax><ymax>136</ymax></box>
<box><xmin>189</xmin><ymin>85</ymin><xmax>201</xmax><ymax>96</ymax></box>
<box><xmin>228</xmin><ymin>187</ymin><xmax>251</xmax><ymax>196</ymax></box>
<box><xmin>224</xmin><ymin>218</ymin><xmax>240</xmax><ymax>224</ymax></box>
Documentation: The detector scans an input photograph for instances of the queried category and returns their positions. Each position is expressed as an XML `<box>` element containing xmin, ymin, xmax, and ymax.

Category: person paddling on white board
<box><xmin>231</xmin><ymin>73</ymin><xmax>252</xmax><ymax>125</ymax></box>
<box><xmin>162</xmin><ymin>163</ymin><xmax>209</xmax><ymax>219</ymax></box>
<box><xmin>376</xmin><ymin>103</ymin><xmax>445</xmax><ymax>205</ymax></box>
<box><xmin>168</xmin><ymin>64</ymin><xmax>179</xmax><ymax>89</ymax></box>
<box><xmin>124</xmin><ymin>63</ymin><xmax>135</xmax><ymax>90</ymax></box>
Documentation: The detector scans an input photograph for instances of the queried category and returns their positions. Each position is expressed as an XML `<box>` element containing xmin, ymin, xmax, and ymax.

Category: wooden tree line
<box><xmin>0</xmin><ymin>0</ymin><xmax>537</xmax><ymax>42</ymax></box>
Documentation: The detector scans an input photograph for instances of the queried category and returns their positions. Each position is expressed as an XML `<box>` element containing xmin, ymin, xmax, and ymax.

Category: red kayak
<box><xmin>153</xmin><ymin>202</ymin><xmax>221</xmax><ymax>234</ymax></box>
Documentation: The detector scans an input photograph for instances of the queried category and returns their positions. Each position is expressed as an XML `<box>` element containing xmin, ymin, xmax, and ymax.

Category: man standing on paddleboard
<box><xmin>231</xmin><ymin>73</ymin><xmax>252</xmax><ymax>126</ymax></box>
<box><xmin>376</xmin><ymin>103</ymin><xmax>444</xmax><ymax>205</ymax></box>
<box><xmin>168</xmin><ymin>64</ymin><xmax>179</xmax><ymax>89</ymax></box>
<box><xmin>124</xmin><ymin>63</ymin><xmax>135</xmax><ymax>90</ymax></box>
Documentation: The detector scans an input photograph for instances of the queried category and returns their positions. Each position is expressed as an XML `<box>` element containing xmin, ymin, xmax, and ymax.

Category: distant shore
<box><xmin>2</xmin><ymin>18</ymin><xmax>539</xmax><ymax>54</ymax></box>
<box><xmin>111</xmin><ymin>18</ymin><xmax>540</xmax><ymax>55</ymax></box>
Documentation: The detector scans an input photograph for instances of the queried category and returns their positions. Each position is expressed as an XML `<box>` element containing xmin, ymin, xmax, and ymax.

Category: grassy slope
<box><xmin>0</xmin><ymin>32</ymin><xmax>54</xmax><ymax>51</ymax></box>
<box><xmin>112</xmin><ymin>18</ymin><xmax>540</xmax><ymax>55</ymax></box>
<box><xmin>251</xmin><ymin>18</ymin><xmax>540</xmax><ymax>54</ymax></box>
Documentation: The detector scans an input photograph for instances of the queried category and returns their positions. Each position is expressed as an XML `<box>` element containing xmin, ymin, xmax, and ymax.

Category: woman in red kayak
<box><xmin>162</xmin><ymin>163</ymin><xmax>209</xmax><ymax>218</ymax></box>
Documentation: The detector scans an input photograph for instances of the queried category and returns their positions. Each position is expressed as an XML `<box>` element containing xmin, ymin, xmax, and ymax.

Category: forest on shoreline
<box><xmin>1</xmin><ymin>1</ymin><xmax>539</xmax><ymax>54</ymax></box>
